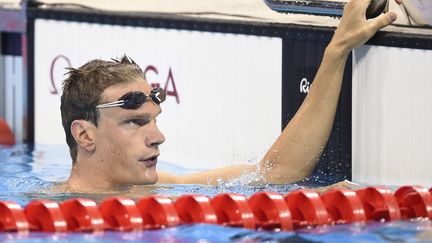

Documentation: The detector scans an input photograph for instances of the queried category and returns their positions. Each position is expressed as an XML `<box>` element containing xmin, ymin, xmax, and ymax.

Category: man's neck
<box><xmin>63</xmin><ymin>158</ymin><xmax>121</xmax><ymax>192</ymax></box>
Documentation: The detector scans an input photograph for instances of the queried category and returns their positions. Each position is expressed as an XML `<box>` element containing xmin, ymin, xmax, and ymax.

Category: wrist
<box><xmin>325</xmin><ymin>42</ymin><xmax>350</xmax><ymax>60</ymax></box>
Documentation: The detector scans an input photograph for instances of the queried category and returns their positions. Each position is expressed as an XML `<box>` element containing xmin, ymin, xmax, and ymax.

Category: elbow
<box><xmin>261</xmin><ymin>159</ymin><xmax>317</xmax><ymax>184</ymax></box>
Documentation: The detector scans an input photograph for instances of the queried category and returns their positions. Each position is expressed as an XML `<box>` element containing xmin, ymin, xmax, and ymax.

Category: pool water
<box><xmin>0</xmin><ymin>144</ymin><xmax>431</xmax><ymax>242</ymax></box>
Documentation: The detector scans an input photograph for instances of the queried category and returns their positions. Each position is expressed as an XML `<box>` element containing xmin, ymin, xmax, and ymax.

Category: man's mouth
<box><xmin>140</xmin><ymin>155</ymin><xmax>158</xmax><ymax>167</ymax></box>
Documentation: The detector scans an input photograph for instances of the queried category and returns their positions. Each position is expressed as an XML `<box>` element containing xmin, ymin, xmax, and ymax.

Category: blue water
<box><xmin>0</xmin><ymin>144</ymin><xmax>431</xmax><ymax>242</ymax></box>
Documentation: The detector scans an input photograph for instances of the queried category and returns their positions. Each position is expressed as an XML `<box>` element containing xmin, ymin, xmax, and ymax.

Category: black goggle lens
<box><xmin>150</xmin><ymin>87</ymin><xmax>166</xmax><ymax>105</ymax></box>
<box><xmin>120</xmin><ymin>88</ymin><xmax>166</xmax><ymax>109</ymax></box>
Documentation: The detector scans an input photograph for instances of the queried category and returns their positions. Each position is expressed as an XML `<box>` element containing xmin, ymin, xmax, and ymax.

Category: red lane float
<box><xmin>249</xmin><ymin>192</ymin><xmax>292</xmax><ymax>231</ymax></box>
<box><xmin>356</xmin><ymin>187</ymin><xmax>401</xmax><ymax>221</ymax></box>
<box><xmin>3</xmin><ymin>185</ymin><xmax>432</xmax><ymax>233</ymax></box>
<box><xmin>394</xmin><ymin>186</ymin><xmax>432</xmax><ymax>219</ymax></box>
<box><xmin>60</xmin><ymin>198</ymin><xmax>105</xmax><ymax>232</ymax></box>
<box><xmin>99</xmin><ymin>197</ymin><xmax>143</xmax><ymax>231</ymax></box>
<box><xmin>0</xmin><ymin>117</ymin><xmax>15</xmax><ymax>146</ymax></box>
<box><xmin>137</xmin><ymin>196</ymin><xmax>180</xmax><ymax>229</ymax></box>
<box><xmin>211</xmin><ymin>193</ymin><xmax>255</xmax><ymax>229</ymax></box>
<box><xmin>322</xmin><ymin>189</ymin><xmax>366</xmax><ymax>224</ymax></box>
<box><xmin>174</xmin><ymin>194</ymin><xmax>217</xmax><ymax>224</ymax></box>
<box><xmin>0</xmin><ymin>201</ymin><xmax>29</xmax><ymax>231</ymax></box>
<box><xmin>284</xmin><ymin>189</ymin><xmax>329</xmax><ymax>228</ymax></box>
<box><xmin>24</xmin><ymin>200</ymin><xmax>67</xmax><ymax>232</ymax></box>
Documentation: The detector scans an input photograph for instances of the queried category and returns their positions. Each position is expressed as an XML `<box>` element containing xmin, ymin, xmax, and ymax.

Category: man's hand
<box><xmin>330</xmin><ymin>0</ymin><xmax>398</xmax><ymax>55</ymax></box>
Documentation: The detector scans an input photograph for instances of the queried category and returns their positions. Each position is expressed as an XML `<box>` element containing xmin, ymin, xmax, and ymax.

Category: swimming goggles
<box><xmin>96</xmin><ymin>87</ymin><xmax>166</xmax><ymax>109</ymax></box>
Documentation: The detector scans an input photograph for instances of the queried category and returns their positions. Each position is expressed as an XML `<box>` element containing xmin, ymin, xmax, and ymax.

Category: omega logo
<box><xmin>299</xmin><ymin>78</ymin><xmax>311</xmax><ymax>94</ymax></box>
<box><xmin>50</xmin><ymin>55</ymin><xmax>71</xmax><ymax>95</ymax></box>
<box><xmin>49</xmin><ymin>55</ymin><xmax>180</xmax><ymax>103</ymax></box>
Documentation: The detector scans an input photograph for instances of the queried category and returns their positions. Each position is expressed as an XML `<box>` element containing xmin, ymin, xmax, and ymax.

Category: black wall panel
<box><xmin>282</xmin><ymin>37</ymin><xmax>352</xmax><ymax>184</ymax></box>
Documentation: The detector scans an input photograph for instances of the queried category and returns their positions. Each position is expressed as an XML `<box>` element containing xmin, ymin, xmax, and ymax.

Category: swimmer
<box><xmin>56</xmin><ymin>0</ymin><xmax>400</xmax><ymax>192</ymax></box>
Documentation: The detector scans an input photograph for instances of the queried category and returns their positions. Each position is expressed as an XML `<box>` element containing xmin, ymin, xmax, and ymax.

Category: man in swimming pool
<box><xmin>58</xmin><ymin>0</ymin><xmax>400</xmax><ymax>192</ymax></box>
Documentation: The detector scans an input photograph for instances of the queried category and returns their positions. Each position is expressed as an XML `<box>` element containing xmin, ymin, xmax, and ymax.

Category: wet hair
<box><xmin>61</xmin><ymin>55</ymin><xmax>145</xmax><ymax>163</ymax></box>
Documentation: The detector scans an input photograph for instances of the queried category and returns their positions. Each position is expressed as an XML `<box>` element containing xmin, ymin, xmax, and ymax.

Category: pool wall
<box><xmin>352</xmin><ymin>45</ymin><xmax>432</xmax><ymax>186</ymax></box>
<box><xmin>1</xmin><ymin>3</ymin><xmax>432</xmax><ymax>184</ymax></box>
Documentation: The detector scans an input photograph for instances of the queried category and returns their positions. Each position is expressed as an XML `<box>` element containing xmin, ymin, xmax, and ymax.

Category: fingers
<box><xmin>395</xmin><ymin>0</ymin><xmax>403</xmax><ymax>4</ymax></box>
<box><xmin>362</xmin><ymin>0</ymin><xmax>372</xmax><ymax>8</ymax></box>
<box><xmin>359</xmin><ymin>0</ymin><xmax>373</xmax><ymax>10</ymax></box>
<box><xmin>370</xmin><ymin>11</ymin><xmax>397</xmax><ymax>31</ymax></box>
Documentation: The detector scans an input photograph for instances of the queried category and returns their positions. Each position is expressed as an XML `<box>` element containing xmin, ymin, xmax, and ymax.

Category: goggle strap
<box><xmin>96</xmin><ymin>100</ymin><xmax>125</xmax><ymax>109</ymax></box>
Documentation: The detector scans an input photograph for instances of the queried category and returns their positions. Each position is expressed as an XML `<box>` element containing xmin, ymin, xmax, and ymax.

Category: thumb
<box><xmin>370</xmin><ymin>11</ymin><xmax>397</xmax><ymax>32</ymax></box>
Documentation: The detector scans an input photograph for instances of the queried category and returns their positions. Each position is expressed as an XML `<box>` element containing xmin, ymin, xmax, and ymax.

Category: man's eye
<box><xmin>127</xmin><ymin>119</ymin><xmax>149</xmax><ymax>126</ymax></box>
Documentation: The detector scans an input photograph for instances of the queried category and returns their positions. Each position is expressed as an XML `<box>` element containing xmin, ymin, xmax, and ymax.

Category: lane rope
<box><xmin>0</xmin><ymin>185</ymin><xmax>431</xmax><ymax>232</ymax></box>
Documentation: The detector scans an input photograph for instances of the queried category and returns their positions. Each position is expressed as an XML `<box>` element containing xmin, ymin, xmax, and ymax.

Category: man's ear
<box><xmin>71</xmin><ymin>120</ymin><xmax>96</xmax><ymax>153</ymax></box>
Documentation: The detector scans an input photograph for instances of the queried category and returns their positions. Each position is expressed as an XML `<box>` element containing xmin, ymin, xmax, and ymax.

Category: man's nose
<box><xmin>146</xmin><ymin>122</ymin><xmax>165</xmax><ymax>147</ymax></box>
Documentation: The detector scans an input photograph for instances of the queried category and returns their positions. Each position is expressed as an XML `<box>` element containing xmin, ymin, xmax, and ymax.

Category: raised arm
<box><xmin>159</xmin><ymin>0</ymin><xmax>398</xmax><ymax>185</ymax></box>
<box><xmin>260</xmin><ymin>0</ymin><xmax>398</xmax><ymax>183</ymax></box>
